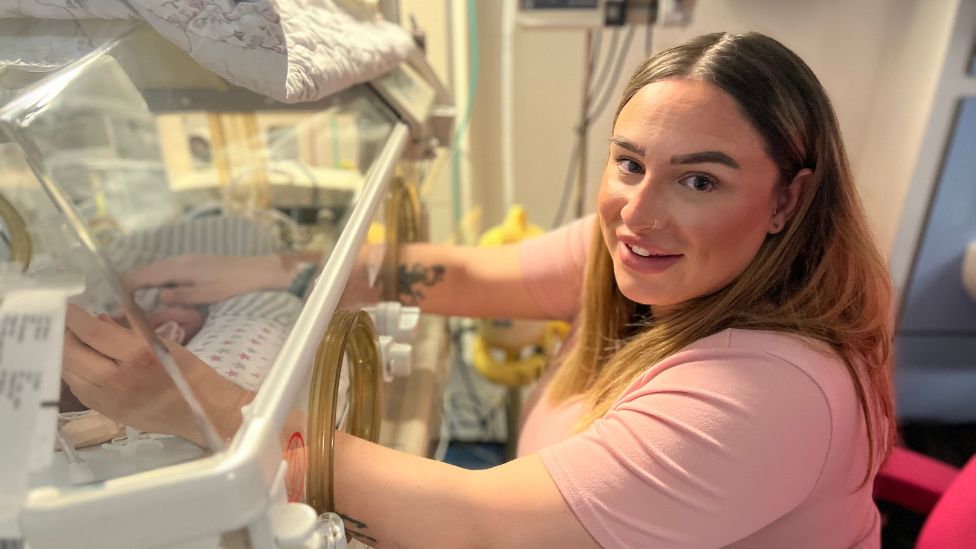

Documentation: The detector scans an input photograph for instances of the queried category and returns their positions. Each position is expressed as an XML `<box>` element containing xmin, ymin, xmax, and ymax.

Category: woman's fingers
<box><xmin>97</xmin><ymin>312</ymin><xmax>120</xmax><ymax>326</ymax></box>
<box><xmin>65</xmin><ymin>304</ymin><xmax>151</xmax><ymax>364</ymax></box>
<box><xmin>62</xmin><ymin>331</ymin><xmax>110</xmax><ymax>387</ymax></box>
<box><xmin>61</xmin><ymin>368</ymin><xmax>99</xmax><ymax>403</ymax></box>
<box><xmin>60</xmin><ymin>369</ymin><xmax>104</xmax><ymax>412</ymax></box>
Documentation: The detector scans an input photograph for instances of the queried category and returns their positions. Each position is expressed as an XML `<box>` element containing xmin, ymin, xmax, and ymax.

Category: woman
<box><xmin>63</xmin><ymin>32</ymin><xmax>893</xmax><ymax>548</ymax></box>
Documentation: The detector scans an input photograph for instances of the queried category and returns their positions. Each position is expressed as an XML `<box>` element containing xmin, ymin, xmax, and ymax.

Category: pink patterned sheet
<box><xmin>186</xmin><ymin>315</ymin><xmax>291</xmax><ymax>393</ymax></box>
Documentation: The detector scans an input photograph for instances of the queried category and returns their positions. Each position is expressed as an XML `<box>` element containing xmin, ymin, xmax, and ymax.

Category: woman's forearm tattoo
<box><xmin>338</xmin><ymin>513</ymin><xmax>377</xmax><ymax>544</ymax></box>
<box><xmin>397</xmin><ymin>263</ymin><xmax>445</xmax><ymax>304</ymax></box>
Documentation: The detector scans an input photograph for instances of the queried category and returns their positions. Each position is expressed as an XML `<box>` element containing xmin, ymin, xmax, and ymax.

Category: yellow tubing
<box><xmin>306</xmin><ymin>310</ymin><xmax>384</xmax><ymax>514</ymax></box>
<box><xmin>382</xmin><ymin>177</ymin><xmax>422</xmax><ymax>301</ymax></box>
<box><xmin>0</xmin><ymin>191</ymin><xmax>31</xmax><ymax>271</ymax></box>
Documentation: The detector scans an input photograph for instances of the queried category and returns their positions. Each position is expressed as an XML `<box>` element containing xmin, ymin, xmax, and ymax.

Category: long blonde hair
<box><xmin>548</xmin><ymin>32</ymin><xmax>895</xmax><ymax>481</ymax></box>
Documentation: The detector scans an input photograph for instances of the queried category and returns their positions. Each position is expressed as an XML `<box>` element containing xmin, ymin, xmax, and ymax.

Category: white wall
<box><xmin>852</xmin><ymin>1</ymin><xmax>959</xmax><ymax>258</ymax></box>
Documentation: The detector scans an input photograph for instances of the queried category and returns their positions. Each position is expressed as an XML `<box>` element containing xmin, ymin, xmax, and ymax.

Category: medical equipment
<box><xmin>508</xmin><ymin>0</ymin><xmax>695</xmax><ymax>230</ymax></box>
<box><xmin>0</xmin><ymin>17</ymin><xmax>452</xmax><ymax>549</ymax></box>
<box><xmin>516</xmin><ymin>0</ymin><xmax>690</xmax><ymax>28</ymax></box>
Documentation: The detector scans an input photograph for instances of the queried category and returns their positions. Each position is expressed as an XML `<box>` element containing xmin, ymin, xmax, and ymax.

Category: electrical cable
<box><xmin>550</xmin><ymin>32</ymin><xmax>606</xmax><ymax>229</ymax></box>
<box><xmin>589</xmin><ymin>28</ymin><xmax>603</xmax><ymax>78</ymax></box>
<box><xmin>550</xmin><ymin>133</ymin><xmax>584</xmax><ymax>229</ymax></box>
<box><xmin>587</xmin><ymin>29</ymin><xmax>620</xmax><ymax>118</ymax></box>
<box><xmin>551</xmin><ymin>27</ymin><xmax>636</xmax><ymax>229</ymax></box>
<box><xmin>585</xmin><ymin>26</ymin><xmax>636</xmax><ymax>127</ymax></box>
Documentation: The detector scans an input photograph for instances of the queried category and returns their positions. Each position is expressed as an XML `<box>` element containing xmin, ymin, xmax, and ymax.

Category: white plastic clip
<box><xmin>362</xmin><ymin>302</ymin><xmax>421</xmax><ymax>342</ymax></box>
<box><xmin>378</xmin><ymin>335</ymin><xmax>412</xmax><ymax>382</ymax></box>
<box><xmin>101</xmin><ymin>427</ymin><xmax>167</xmax><ymax>456</ymax></box>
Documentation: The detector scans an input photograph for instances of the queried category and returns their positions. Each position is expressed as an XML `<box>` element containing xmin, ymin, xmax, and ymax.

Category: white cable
<box><xmin>451</xmin><ymin>0</ymin><xmax>475</xmax><ymax>235</ymax></box>
<box><xmin>500</xmin><ymin>0</ymin><xmax>517</xmax><ymax>211</ymax></box>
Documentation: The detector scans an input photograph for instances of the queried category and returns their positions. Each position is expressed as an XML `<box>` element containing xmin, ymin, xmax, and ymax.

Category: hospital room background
<box><xmin>396</xmin><ymin>2</ymin><xmax>976</xmax><ymax>546</ymax></box>
<box><xmin>1</xmin><ymin>0</ymin><xmax>975</xmax><ymax>548</ymax></box>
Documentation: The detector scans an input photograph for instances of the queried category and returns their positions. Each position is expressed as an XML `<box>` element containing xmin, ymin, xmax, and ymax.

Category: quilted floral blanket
<box><xmin>0</xmin><ymin>0</ymin><xmax>415</xmax><ymax>103</ymax></box>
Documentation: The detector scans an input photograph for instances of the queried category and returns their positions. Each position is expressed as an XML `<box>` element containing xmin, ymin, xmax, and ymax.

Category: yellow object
<box><xmin>472</xmin><ymin>206</ymin><xmax>566</xmax><ymax>388</ymax></box>
<box><xmin>472</xmin><ymin>321</ymin><xmax>569</xmax><ymax>387</ymax></box>
<box><xmin>476</xmin><ymin>205</ymin><xmax>544</xmax><ymax>247</ymax></box>
<box><xmin>367</xmin><ymin>222</ymin><xmax>386</xmax><ymax>245</ymax></box>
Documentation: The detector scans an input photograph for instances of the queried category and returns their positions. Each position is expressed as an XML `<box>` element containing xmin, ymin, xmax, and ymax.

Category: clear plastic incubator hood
<box><xmin>0</xmin><ymin>18</ymin><xmax>451</xmax><ymax>549</ymax></box>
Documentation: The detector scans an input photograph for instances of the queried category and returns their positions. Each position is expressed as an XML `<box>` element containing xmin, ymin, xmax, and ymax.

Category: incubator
<box><xmin>0</xmin><ymin>19</ymin><xmax>452</xmax><ymax>549</ymax></box>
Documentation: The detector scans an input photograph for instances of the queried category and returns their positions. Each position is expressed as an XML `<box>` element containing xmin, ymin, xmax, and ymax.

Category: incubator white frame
<box><xmin>0</xmin><ymin>35</ymin><xmax>412</xmax><ymax>549</ymax></box>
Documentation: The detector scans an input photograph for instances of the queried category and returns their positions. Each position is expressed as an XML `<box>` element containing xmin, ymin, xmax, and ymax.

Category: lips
<box><xmin>617</xmin><ymin>240</ymin><xmax>682</xmax><ymax>275</ymax></box>
<box><xmin>617</xmin><ymin>233</ymin><xmax>671</xmax><ymax>252</ymax></box>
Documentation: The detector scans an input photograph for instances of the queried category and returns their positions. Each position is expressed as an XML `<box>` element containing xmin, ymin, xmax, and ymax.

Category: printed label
<box><xmin>0</xmin><ymin>289</ymin><xmax>71</xmax><ymax>536</ymax></box>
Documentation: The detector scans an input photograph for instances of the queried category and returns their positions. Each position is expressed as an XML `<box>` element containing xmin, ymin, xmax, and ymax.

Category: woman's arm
<box><xmin>332</xmin><ymin>432</ymin><xmax>600</xmax><ymax>549</ymax></box>
<box><xmin>123</xmin><ymin>253</ymin><xmax>318</xmax><ymax>306</ymax></box>
<box><xmin>392</xmin><ymin>243</ymin><xmax>548</xmax><ymax>319</ymax></box>
<box><xmin>62</xmin><ymin>307</ymin><xmax>600</xmax><ymax>548</ymax></box>
<box><xmin>124</xmin><ymin>243</ymin><xmax>553</xmax><ymax>320</ymax></box>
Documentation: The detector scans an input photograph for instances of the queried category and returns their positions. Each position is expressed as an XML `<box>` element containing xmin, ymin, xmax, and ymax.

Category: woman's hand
<box><xmin>111</xmin><ymin>307</ymin><xmax>205</xmax><ymax>344</ymax></box>
<box><xmin>124</xmin><ymin>254</ymin><xmax>295</xmax><ymax>306</ymax></box>
<box><xmin>61</xmin><ymin>305</ymin><xmax>250</xmax><ymax>445</ymax></box>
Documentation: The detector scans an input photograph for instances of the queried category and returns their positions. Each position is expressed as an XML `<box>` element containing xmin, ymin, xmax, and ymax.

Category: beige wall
<box><xmin>400</xmin><ymin>0</ymin><xmax>960</xmax><ymax>253</ymax></box>
<box><xmin>649</xmin><ymin>0</ymin><xmax>961</xmax><ymax>257</ymax></box>
<box><xmin>857</xmin><ymin>0</ymin><xmax>959</xmax><ymax>258</ymax></box>
<box><xmin>457</xmin><ymin>0</ymin><xmax>958</xmax><ymax>255</ymax></box>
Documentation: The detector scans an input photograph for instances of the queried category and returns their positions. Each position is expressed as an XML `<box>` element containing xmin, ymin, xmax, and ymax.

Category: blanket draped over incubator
<box><xmin>0</xmin><ymin>18</ymin><xmax>452</xmax><ymax>549</ymax></box>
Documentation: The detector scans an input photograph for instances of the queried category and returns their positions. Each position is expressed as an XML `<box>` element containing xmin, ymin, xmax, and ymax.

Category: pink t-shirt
<box><xmin>517</xmin><ymin>215</ymin><xmax>882</xmax><ymax>549</ymax></box>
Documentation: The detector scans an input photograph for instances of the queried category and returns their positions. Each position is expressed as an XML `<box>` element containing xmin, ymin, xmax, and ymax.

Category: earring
<box><xmin>772</xmin><ymin>222</ymin><xmax>781</xmax><ymax>231</ymax></box>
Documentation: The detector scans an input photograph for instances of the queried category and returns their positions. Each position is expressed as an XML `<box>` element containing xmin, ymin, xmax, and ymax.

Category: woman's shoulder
<box><xmin>678</xmin><ymin>328</ymin><xmax>843</xmax><ymax>369</ymax></box>
<box><xmin>518</xmin><ymin>215</ymin><xmax>596</xmax><ymax>322</ymax></box>
<box><xmin>650</xmin><ymin>328</ymin><xmax>857</xmax><ymax>415</ymax></box>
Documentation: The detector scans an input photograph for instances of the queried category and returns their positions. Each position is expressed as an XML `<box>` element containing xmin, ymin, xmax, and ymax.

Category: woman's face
<box><xmin>598</xmin><ymin>77</ymin><xmax>795</xmax><ymax>309</ymax></box>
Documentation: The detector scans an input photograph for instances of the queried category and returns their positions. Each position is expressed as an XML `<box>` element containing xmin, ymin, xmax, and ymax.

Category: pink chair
<box><xmin>874</xmin><ymin>446</ymin><xmax>976</xmax><ymax>548</ymax></box>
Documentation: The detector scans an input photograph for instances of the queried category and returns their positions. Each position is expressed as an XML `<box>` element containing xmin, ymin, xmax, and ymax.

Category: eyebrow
<box><xmin>610</xmin><ymin>136</ymin><xmax>741</xmax><ymax>170</ymax></box>
<box><xmin>671</xmin><ymin>151</ymin><xmax>740</xmax><ymax>169</ymax></box>
<box><xmin>609</xmin><ymin>136</ymin><xmax>645</xmax><ymax>157</ymax></box>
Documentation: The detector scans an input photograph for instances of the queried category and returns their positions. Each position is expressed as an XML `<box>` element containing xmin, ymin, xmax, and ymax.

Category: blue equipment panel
<box><xmin>897</xmin><ymin>97</ymin><xmax>976</xmax><ymax>421</ymax></box>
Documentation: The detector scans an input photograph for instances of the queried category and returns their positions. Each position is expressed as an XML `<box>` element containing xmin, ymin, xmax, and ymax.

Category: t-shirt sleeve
<box><xmin>538</xmin><ymin>347</ymin><xmax>833</xmax><ymax>549</ymax></box>
<box><xmin>518</xmin><ymin>215</ymin><xmax>596</xmax><ymax>322</ymax></box>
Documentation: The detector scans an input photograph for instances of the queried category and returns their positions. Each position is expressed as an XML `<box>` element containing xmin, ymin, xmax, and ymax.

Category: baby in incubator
<box><xmin>56</xmin><ymin>215</ymin><xmax>312</xmax><ymax>453</ymax></box>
